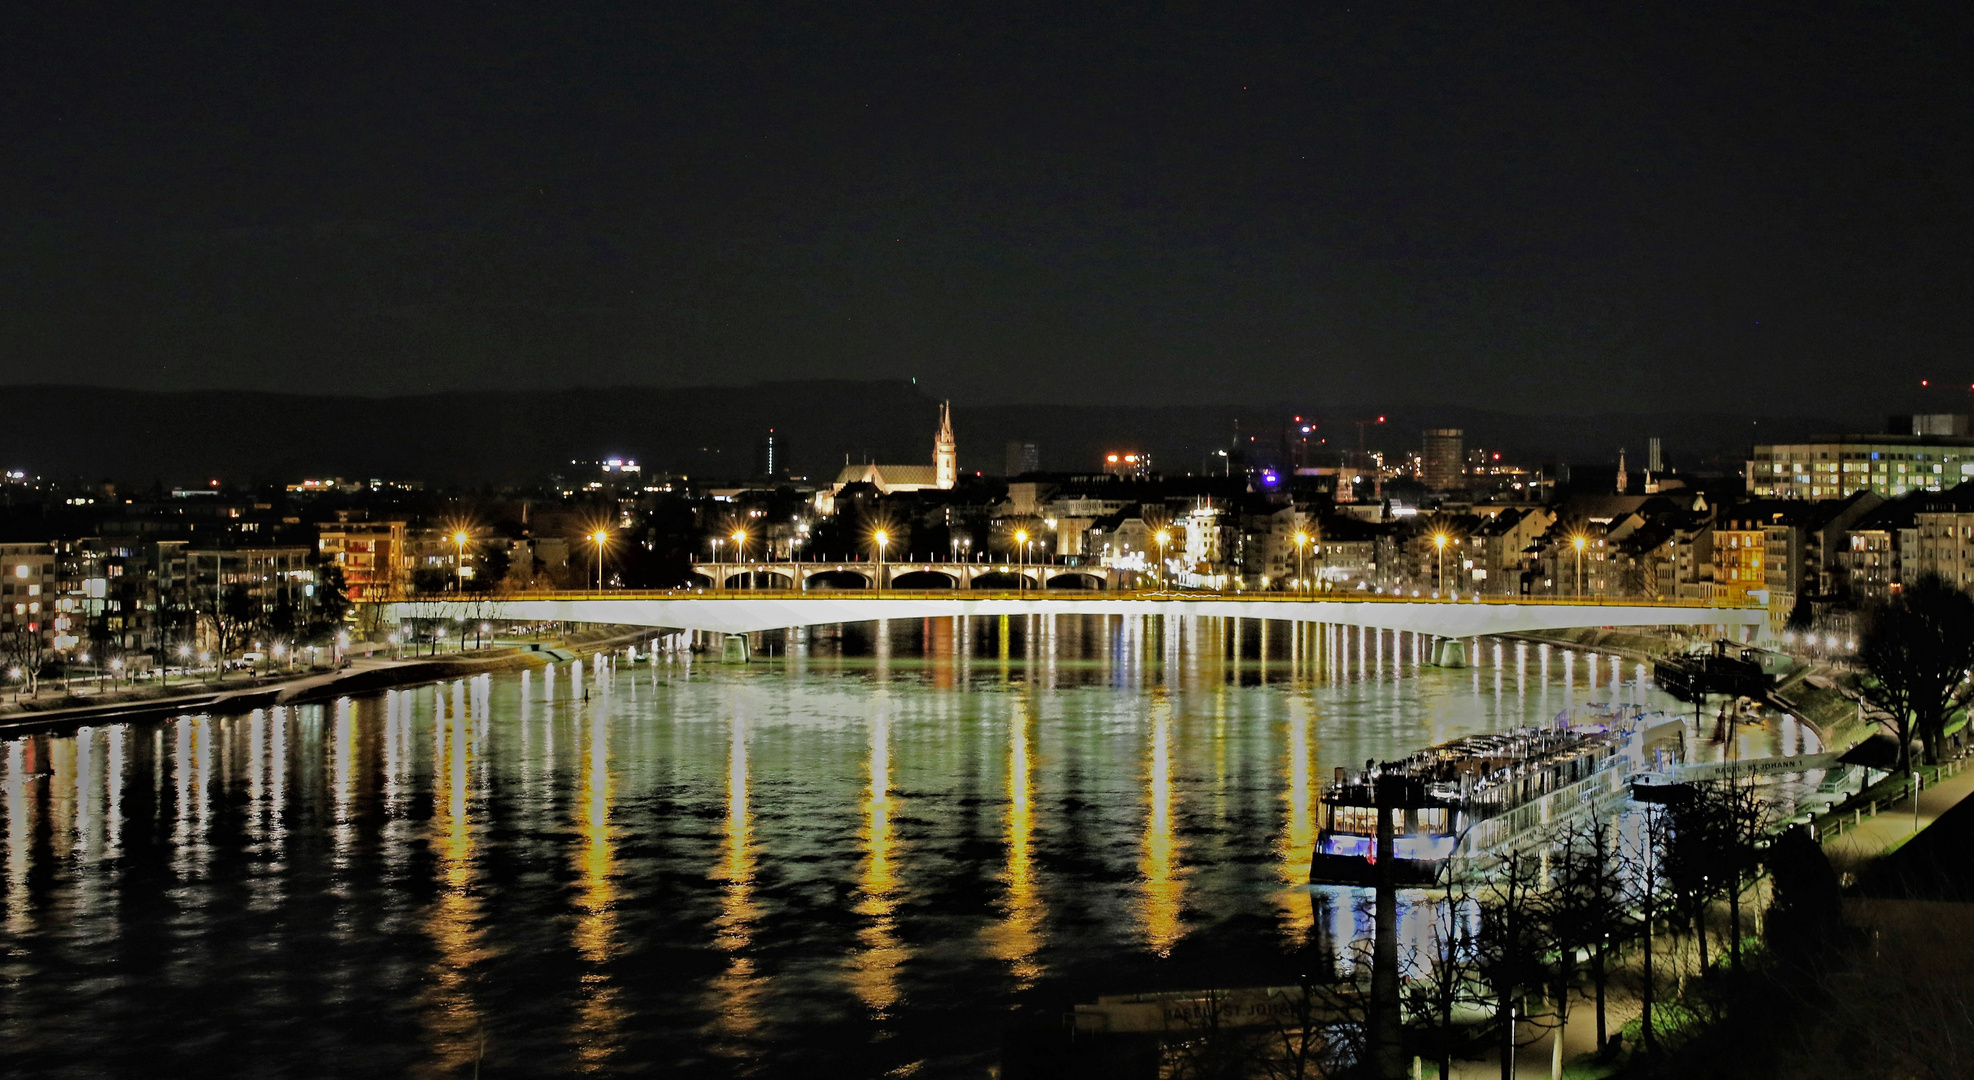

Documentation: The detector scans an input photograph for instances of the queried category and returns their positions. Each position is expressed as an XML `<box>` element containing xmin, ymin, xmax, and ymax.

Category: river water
<box><xmin>0</xmin><ymin>616</ymin><xmax>1810</xmax><ymax>1078</ymax></box>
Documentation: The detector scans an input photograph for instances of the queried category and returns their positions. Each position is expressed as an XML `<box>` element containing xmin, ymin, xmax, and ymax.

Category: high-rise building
<box><xmin>1647</xmin><ymin>437</ymin><xmax>1664</xmax><ymax>473</ymax></box>
<box><xmin>934</xmin><ymin>401</ymin><xmax>957</xmax><ymax>489</ymax></box>
<box><xmin>755</xmin><ymin>428</ymin><xmax>778</xmax><ymax>479</ymax></box>
<box><xmin>1421</xmin><ymin>428</ymin><xmax>1465</xmax><ymax>492</ymax></box>
<box><xmin>1004</xmin><ymin>440</ymin><xmax>1040</xmax><ymax>476</ymax></box>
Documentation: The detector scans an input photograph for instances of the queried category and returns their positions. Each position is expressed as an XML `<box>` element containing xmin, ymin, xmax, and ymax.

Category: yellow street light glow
<box><xmin>1013</xmin><ymin>529</ymin><xmax>1028</xmax><ymax>544</ymax></box>
<box><xmin>453</xmin><ymin>531</ymin><xmax>468</xmax><ymax>545</ymax></box>
<box><xmin>1434</xmin><ymin>532</ymin><xmax>1448</xmax><ymax>549</ymax></box>
<box><xmin>732</xmin><ymin>529</ymin><xmax>746</xmax><ymax>543</ymax></box>
<box><xmin>873</xmin><ymin>530</ymin><xmax>889</xmax><ymax>546</ymax></box>
<box><xmin>1572</xmin><ymin>535</ymin><xmax>1587</xmax><ymax>552</ymax></box>
<box><xmin>592</xmin><ymin>530</ymin><xmax>609</xmax><ymax>545</ymax></box>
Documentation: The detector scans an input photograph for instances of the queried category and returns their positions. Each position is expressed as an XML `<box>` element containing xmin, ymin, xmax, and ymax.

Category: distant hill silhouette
<box><xmin>0</xmin><ymin>381</ymin><xmax>1851</xmax><ymax>487</ymax></box>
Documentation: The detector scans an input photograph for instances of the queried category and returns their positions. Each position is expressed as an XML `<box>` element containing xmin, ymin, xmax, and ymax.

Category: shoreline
<box><xmin>0</xmin><ymin>626</ymin><xmax>667</xmax><ymax>735</ymax></box>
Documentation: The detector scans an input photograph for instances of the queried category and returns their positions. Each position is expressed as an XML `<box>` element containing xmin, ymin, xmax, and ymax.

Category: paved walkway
<box><xmin>1821</xmin><ymin>757</ymin><xmax>1974</xmax><ymax>879</ymax></box>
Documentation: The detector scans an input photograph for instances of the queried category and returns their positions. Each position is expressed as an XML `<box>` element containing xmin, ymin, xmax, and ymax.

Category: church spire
<box><xmin>934</xmin><ymin>400</ymin><xmax>957</xmax><ymax>489</ymax></box>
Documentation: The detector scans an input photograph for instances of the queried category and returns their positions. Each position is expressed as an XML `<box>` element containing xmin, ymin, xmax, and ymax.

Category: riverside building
<box><xmin>1749</xmin><ymin>432</ymin><xmax>1974</xmax><ymax>500</ymax></box>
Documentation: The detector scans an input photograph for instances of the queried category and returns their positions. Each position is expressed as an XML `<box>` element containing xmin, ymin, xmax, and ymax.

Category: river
<box><xmin>0</xmin><ymin>616</ymin><xmax>1809</xmax><ymax>1077</ymax></box>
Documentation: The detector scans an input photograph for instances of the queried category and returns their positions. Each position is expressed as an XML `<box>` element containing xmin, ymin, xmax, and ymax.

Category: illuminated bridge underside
<box><xmin>380</xmin><ymin>596</ymin><xmax>1764</xmax><ymax>637</ymax></box>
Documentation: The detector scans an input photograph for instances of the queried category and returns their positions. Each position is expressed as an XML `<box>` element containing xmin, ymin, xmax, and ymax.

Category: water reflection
<box><xmin>4</xmin><ymin>740</ymin><xmax>29</xmax><ymax>936</ymax></box>
<box><xmin>985</xmin><ymin>695</ymin><xmax>1044</xmax><ymax>988</ymax></box>
<box><xmin>421</xmin><ymin>683</ymin><xmax>488</xmax><ymax>1077</ymax></box>
<box><xmin>572</xmin><ymin>686</ymin><xmax>625</xmax><ymax>1069</ymax></box>
<box><xmin>1277</xmin><ymin>697</ymin><xmax>1316</xmax><ymax>937</ymax></box>
<box><xmin>707</xmin><ymin>709</ymin><xmax>765</xmax><ymax>1048</ymax></box>
<box><xmin>1140</xmin><ymin>694</ymin><xmax>1184</xmax><ymax>956</ymax></box>
<box><xmin>850</xmin><ymin>689</ymin><xmax>905</xmax><ymax>1015</ymax></box>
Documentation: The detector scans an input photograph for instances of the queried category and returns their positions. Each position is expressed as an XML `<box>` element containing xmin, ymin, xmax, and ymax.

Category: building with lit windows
<box><xmin>317</xmin><ymin>518</ymin><xmax>409</xmax><ymax>599</ymax></box>
<box><xmin>1748</xmin><ymin>434</ymin><xmax>1974</xmax><ymax>499</ymax></box>
<box><xmin>0</xmin><ymin>543</ymin><xmax>55</xmax><ymax>651</ymax></box>
<box><xmin>1422</xmin><ymin>428</ymin><xmax>1465</xmax><ymax>492</ymax></box>
<box><xmin>1910</xmin><ymin>482</ymin><xmax>1974</xmax><ymax>593</ymax></box>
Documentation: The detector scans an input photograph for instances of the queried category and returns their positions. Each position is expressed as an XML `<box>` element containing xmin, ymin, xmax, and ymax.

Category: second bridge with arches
<box><xmin>695</xmin><ymin>558</ymin><xmax>1120</xmax><ymax>592</ymax></box>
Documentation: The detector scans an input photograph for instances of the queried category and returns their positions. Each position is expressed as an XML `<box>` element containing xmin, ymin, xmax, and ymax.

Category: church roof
<box><xmin>832</xmin><ymin>463</ymin><xmax>943</xmax><ymax>492</ymax></box>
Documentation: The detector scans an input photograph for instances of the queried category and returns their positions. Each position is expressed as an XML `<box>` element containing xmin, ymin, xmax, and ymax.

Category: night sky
<box><xmin>4</xmin><ymin>2</ymin><xmax>1970</xmax><ymax>415</ymax></box>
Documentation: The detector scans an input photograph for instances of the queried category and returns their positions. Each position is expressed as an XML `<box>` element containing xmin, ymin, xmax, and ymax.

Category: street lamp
<box><xmin>1293</xmin><ymin>531</ymin><xmax>1309</xmax><ymax>596</ymax></box>
<box><xmin>731</xmin><ymin>530</ymin><xmax>749</xmax><ymax>590</ymax></box>
<box><xmin>589</xmin><ymin>529</ymin><xmax>610</xmax><ymax>591</ymax></box>
<box><xmin>452</xmin><ymin>531</ymin><xmax>469</xmax><ymax>593</ymax></box>
<box><xmin>1155</xmin><ymin>530</ymin><xmax>1171</xmax><ymax>592</ymax></box>
<box><xmin>1572</xmin><ymin>534</ymin><xmax>1588</xmax><ymax>599</ymax></box>
<box><xmin>1434</xmin><ymin>532</ymin><xmax>1448</xmax><ymax>599</ymax></box>
<box><xmin>873</xmin><ymin>529</ymin><xmax>889</xmax><ymax>596</ymax></box>
<box><xmin>1013</xmin><ymin>529</ymin><xmax>1028</xmax><ymax>595</ymax></box>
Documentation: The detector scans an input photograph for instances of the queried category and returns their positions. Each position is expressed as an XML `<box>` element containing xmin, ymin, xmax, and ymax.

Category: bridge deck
<box><xmin>372</xmin><ymin>590</ymin><xmax>1765</xmax><ymax>637</ymax></box>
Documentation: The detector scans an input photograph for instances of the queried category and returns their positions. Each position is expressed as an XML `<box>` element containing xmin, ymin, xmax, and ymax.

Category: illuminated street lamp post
<box><xmin>711</xmin><ymin>536</ymin><xmax>723</xmax><ymax>590</ymax></box>
<box><xmin>1155</xmin><ymin>530</ymin><xmax>1171</xmax><ymax>592</ymax></box>
<box><xmin>731</xmin><ymin>530</ymin><xmax>749</xmax><ymax>590</ymax></box>
<box><xmin>1573</xmin><ymin>535</ymin><xmax>1587</xmax><ymax>599</ymax></box>
<box><xmin>873</xmin><ymin>530</ymin><xmax>889</xmax><ymax>596</ymax></box>
<box><xmin>1012</xmin><ymin>529</ymin><xmax>1028</xmax><ymax>595</ymax></box>
<box><xmin>1434</xmin><ymin>532</ymin><xmax>1448</xmax><ymax>600</ymax></box>
<box><xmin>1294</xmin><ymin>531</ymin><xmax>1309</xmax><ymax>595</ymax></box>
<box><xmin>452</xmin><ymin>531</ymin><xmax>469</xmax><ymax>592</ymax></box>
<box><xmin>589</xmin><ymin>529</ymin><xmax>610</xmax><ymax>591</ymax></box>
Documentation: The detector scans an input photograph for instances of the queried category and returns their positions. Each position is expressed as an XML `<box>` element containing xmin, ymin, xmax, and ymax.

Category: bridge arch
<box><xmin>890</xmin><ymin>570</ymin><xmax>959</xmax><ymax>590</ymax></box>
<box><xmin>804</xmin><ymin>569</ymin><xmax>873</xmax><ymax>590</ymax></box>
<box><xmin>1044</xmin><ymin>571</ymin><xmax>1104</xmax><ymax>590</ymax></box>
<box><xmin>726</xmin><ymin>569</ymin><xmax>796</xmax><ymax>590</ymax></box>
<box><xmin>969</xmin><ymin>571</ymin><xmax>1030</xmax><ymax>590</ymax></box>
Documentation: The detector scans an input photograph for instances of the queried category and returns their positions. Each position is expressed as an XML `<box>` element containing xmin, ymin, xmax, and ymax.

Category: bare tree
<box><xmin>0</xmin><ymin>625</ymin><xmax>47</xmax><ymax>696</ymax></box>
<box><xmin>1472</xmin><ymin>851</ymin><xmax>1551</xmax><ymax>1080</ymax></box>
<box><xmin>1549</xmin><ymin>819</ymin><xmax>1628</xmax><ymax>1056</ymax></box>
<box><xmin>1855</xmin><ymin>572</ymin><xmax>1974</xmax><ymax>768</ymax></box>
<box><xmin>1405</xmin><ymin>876</ymin><xmax>1481</xmax><ymax>1080</ymax></box>
<box><xmin>1622</xmin><ymin>805</ymin><xmax>1677</xmax><ymax>1059</ymax></box>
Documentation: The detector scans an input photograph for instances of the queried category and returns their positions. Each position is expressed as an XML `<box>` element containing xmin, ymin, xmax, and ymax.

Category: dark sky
<box><xmin>4</xmin><ymin>2</ymin><xmax>1970</xmax><ymax>415</ymax></box>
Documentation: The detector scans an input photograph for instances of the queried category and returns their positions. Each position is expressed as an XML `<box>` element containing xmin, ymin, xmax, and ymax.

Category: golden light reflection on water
<box><xmin>571</xmin><ymin>697</ymin><xmax>625</xmax><ymax>1071</ymax></box>
<box><xmin>419</xmin><ymin>690</ymin><xmax>488</xmax><ymax>1080</ymax></box>
<box><xmin>1277</xmin><ymin>697</ymin><xmax>1317</xmax><ymax>938</ymax></box>
<box><xmin>984</xmin><ymin>696</ymin><xmax>1044</xmax><ymax>988</ymax></box>
<box><xmin>849</xmin><ymin>696</ymin><xmax>906</xmax><ymax>1016</ymax></box>
<box><xmin>1139</xmin><ymin>696</ymin><xmax>1184</xmax><ymax>956</ymax></box>
<box><xmin>706</xmin><ymin>712</ymin><xmax>765</xmax><ymax>1048</ymax></box>
<box><xmin>4</xmin><ymin>740</ymin><xmax>29</xmax><ymax>936</ymax></box>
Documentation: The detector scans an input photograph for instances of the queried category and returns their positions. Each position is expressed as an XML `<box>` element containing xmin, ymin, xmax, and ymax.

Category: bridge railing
<box><xmin>361</xmin><ymin>589</ymin><xmax>1762</xmax><ymax>611</ymax></box>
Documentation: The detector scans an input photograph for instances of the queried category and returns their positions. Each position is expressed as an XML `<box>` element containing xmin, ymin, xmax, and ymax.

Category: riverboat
<box><xmin>1308</xmin><ymin>708</ymin><xmax>1650</xmax><ymax>886</ymax></box>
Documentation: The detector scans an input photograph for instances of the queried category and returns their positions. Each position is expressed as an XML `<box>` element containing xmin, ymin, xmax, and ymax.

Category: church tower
<box><xmin>934</xmin><ymin>400</ymin><xmax>957</xmax><ymax>489</ymax></box>
<box><xmin>1616</xmin><ymin>447</ymin><xmax>1628</xmax><ymax>494</ymax></box>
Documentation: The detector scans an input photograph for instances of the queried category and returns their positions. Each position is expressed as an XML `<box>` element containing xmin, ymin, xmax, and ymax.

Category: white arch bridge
<box><xmin>373</xmin><ymin>591</ymin><xmax>1765</xmax><ymax>639</ymax></box>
